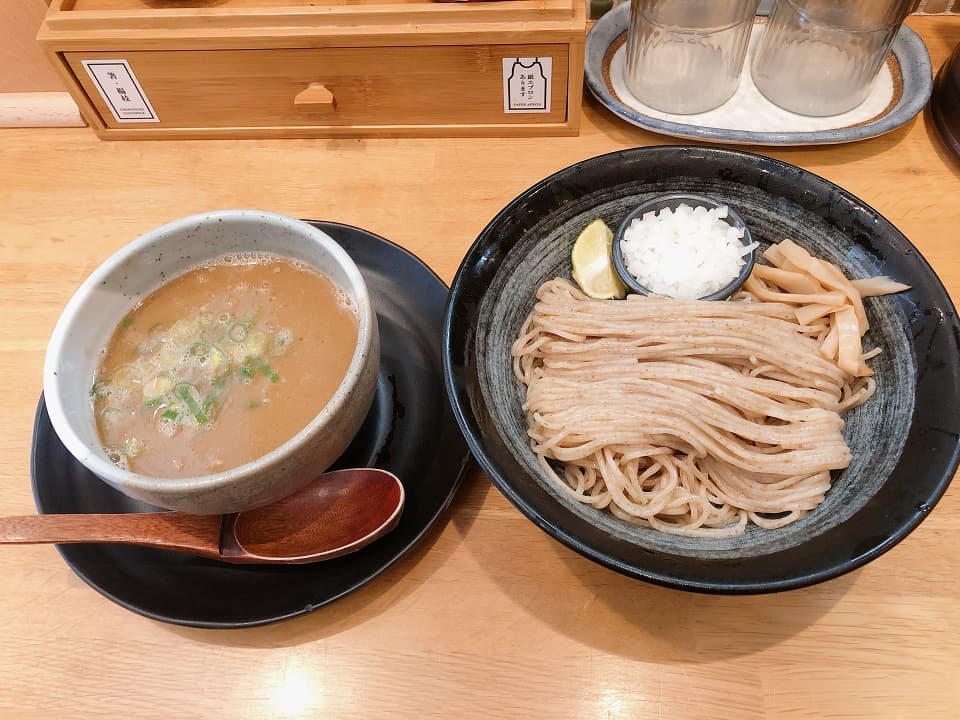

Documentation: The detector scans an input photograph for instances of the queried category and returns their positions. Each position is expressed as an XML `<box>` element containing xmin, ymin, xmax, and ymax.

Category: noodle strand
<box><xmin>512</xmin><ymin>278</ymin><xmax>875</xmax><ymax>537</ymax></box>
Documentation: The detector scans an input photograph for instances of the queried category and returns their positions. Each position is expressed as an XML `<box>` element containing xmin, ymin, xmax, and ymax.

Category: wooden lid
<box><xmin>43</xmin><ymin>0</ymin><xmax>586</xmax><ymax>45</ymax></box>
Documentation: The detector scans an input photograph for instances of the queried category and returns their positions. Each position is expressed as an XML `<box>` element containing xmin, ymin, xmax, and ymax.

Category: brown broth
<box><xmin>93</xmin><ymin>255</ymin><xmax>359</xmax><ymax>477</ymax></box>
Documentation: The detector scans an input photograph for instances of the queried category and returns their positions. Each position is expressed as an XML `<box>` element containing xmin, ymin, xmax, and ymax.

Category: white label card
<box><xmin>81</xmin><ymin>59</ymin><xmax>159</xmax><ymax>123</ymax></box>
<box><xmin>502</xmin><ymin>57</ymin><xmax>552</xmax><ymax>114</ymax></box>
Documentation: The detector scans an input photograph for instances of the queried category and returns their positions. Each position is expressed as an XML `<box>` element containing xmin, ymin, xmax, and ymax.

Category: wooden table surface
<box><xmin>2</xmin><ymin>16</ymin><xmax>960</xmax><ymax>719</ymax></box>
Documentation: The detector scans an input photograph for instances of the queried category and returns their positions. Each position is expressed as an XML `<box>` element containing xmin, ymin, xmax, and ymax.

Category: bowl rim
<box><xmin>42</xmin><ymin>209</ymin><xmax>377</xmax><ymax>496</ymax></box>
<box><xmin>441</xmin><ymin>144</ymin><xmax>960</xmax><ymax>594</ymax></box>
<box><xmin>611</xmin><ymin>191</ymin><xmax>757</xmax><ymax>300</ymax></box>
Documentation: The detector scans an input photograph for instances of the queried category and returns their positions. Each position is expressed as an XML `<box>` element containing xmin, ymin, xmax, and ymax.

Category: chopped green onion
<box><xmin>187</xmin><ymin>342</ymin><xmax>228</xmax><ymax>371</ymax></box>
<box><xmin>260</xmin><ymin>360</ymin><xmax>280</xmax><ymax>383</ymax></box>
<box><xmin>208</xmin><ymin>344</ymin><xmax>228</xmax><ymax>370</ymax></box>
<box><xmin>269</xmin><ymin>330</ymin><xmax>292</xmax><ymax>356</ymax></box>
<box><xmin>202</xmin><ymin>373</ymin><xmax>229</xmax><ymax>415</ymax></box>
<box><xmin>161</xmin><ymin>409</ymin><xmax>179</xmax><ymax>421</ymax></box>
<box><xmin>175</xmin><ymin>383</ymin><xmax>208</xmax><ymax>425</ymax></box>
<box><xmin>120</xmin><ymin>316</ymin><xmax>133</xmax><ymax>329</ymax></box>
<box><xmin>111</xmin><ymin>365</ymin><xmax>141</xmax><ymax>389</ymax></box>
<box><xmin>142</xmin><ymin>373</ymin><xmax>174</xmax><ymax>400</ymax></box>
<box><xmin>189</xmin><ymin>342</ymin><xmax>211</xmax><ymax>359</ymax></box>
<box><xmin>239</xmin><ymin>357</ymin><xmax>256</xmax><ymax>381</ymax></box>
<box><xmin>228</xmin><ymin>324</ymin><xmax>248</xmax><ymax>343</ymax></box>
<box><xmin>144</xmin><ymin>397</ymin><xmax>165</xmax><ymax>407</ymax></box>
<box><xmin>170</xmin><ymin>318</ymin><xmax>199</xmax><ymax>344</ymax></box>
<box><xmin>200</xmin><ymin>325</ymin><xmax>226</xmax><ymax>344</ymax></box>
<box><xmin>239</xmin><ymin>356</ymin><xmax>280</xmax><ymax>383</ymax></box>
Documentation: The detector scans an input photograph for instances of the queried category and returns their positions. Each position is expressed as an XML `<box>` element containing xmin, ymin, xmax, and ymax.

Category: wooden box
<box><xmin>38</xmin><ymin>0</ymin><xmax>586</xmax><ymax>139</ymax></box>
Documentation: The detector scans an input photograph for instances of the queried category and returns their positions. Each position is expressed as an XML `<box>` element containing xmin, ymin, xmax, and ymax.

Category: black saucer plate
<box><xmin>31</xmin><ymin>221</ymin><xmax>470</xmax><ymax>628</ymax></box>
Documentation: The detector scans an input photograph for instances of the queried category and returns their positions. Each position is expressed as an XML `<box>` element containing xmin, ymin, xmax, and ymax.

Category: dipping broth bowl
<box><xmin>43</xmin><ymin>210</ymin><xmax>380</xmax><ymax>515</ymax></box>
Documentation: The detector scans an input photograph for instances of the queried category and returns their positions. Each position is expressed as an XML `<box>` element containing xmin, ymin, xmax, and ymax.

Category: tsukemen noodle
<box><xmin>512</xmin><ymin>238</ymin><xmax>909</xmax><ymax>537</ymax></box>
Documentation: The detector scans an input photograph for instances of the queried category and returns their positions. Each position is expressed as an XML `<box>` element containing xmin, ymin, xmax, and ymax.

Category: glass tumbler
<box><xmin>624</xmin><ymin>0</ymin><xmax>761</xmax><ymax>115</ymax></box>
<box><xmin>751</xmin><ymin>0</ymin><xmax>914</xmax><ymax>116</ymax></box>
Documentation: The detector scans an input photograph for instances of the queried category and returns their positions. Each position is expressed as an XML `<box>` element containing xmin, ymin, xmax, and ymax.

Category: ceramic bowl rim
<box><xmin>42</xmin><ymin>209</ymin><xmax>377</xmax><ymax>497</ymax></box>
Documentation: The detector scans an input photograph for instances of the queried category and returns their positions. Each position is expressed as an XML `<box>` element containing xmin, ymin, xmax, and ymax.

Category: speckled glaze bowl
<box><xmin>43</xmin><ymin>210</ymin><xmax>380</xmax><ymax>514</ymax></box>
<box><xmin>443</xmin><ymin>145</ymin><xmax>960</xmax><ymax>593</ymax></box>
<box><xmin>612</xmin><ymin>192</ymin><xmax>757</xmax><ymax>300</ymax></box>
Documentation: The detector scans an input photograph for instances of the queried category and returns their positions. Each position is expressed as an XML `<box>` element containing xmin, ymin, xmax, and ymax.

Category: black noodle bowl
<box><xmin>442</xmin><ymin>146</ymin><xmax>960</xmax><ymax>593</ymax></box>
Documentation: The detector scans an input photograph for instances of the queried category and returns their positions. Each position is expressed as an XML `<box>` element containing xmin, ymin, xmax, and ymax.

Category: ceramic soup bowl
<box><xmin>43</xmin><ymin>210</ymin><xmax>379</xmax><ymax>514</ymax></box>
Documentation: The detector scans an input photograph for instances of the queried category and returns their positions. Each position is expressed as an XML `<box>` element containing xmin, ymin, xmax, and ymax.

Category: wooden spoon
<box><xmin>0</xmin><ymin>468</ymin><xmax>404</xmax><ymax>564</ymax></box>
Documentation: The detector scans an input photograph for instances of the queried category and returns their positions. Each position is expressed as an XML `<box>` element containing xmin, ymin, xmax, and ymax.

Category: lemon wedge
<box><xmin>571</xmin><ymin>219</ymin><xmax>627</xmax><ymax>300</ymax></box>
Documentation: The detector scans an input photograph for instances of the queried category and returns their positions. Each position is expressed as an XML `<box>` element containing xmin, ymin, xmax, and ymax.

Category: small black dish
<box><xmin>32</xmin><ymin>221</ymin><xmax>470</xmax><ymax>628</ymax></box>
<box><xmin>612</xmin><ymin>192</ymin><xmax>756</xmax><ymax>301</ymax></box>
<box><xmin>442</xmin><ymin>145</ymin><xmax>960</xmax><ymax>594</ymax></box>
<box><xmin>931</xmin><ymin>42</ymin><xmax>960</xmax><ymax>163</ymax></box>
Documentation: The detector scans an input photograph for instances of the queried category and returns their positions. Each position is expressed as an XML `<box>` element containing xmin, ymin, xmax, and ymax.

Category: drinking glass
<box><xmin>751</xmin><ymin>0</ymin><xmax>914</xmax><ymax>116</ymax></box>
<box><xmin>624</xmin><ymin>0</ymin><xmax>761</xmax><ymax>115</ymax></box>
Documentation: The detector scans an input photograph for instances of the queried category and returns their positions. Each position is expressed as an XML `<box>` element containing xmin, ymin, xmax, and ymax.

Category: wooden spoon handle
<box><xmin>0</xmin><ymin>512</ymin><xmax>223</xmax><ymax>558</ymax></box>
